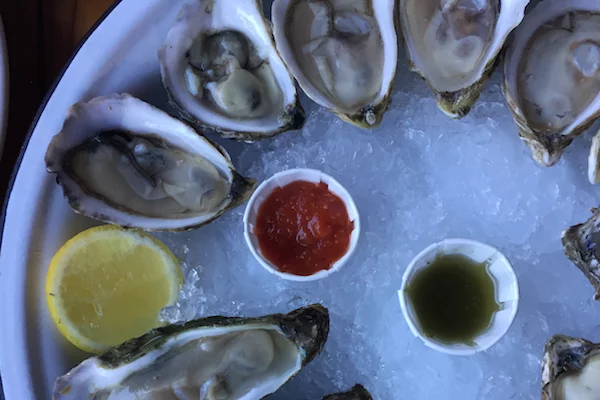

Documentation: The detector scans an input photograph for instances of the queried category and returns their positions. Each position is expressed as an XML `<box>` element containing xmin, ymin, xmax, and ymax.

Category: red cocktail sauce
<box><xmin>254</xmin><ymin>180</ymin><xmax>353</xmax><ymax>276</ymax></box>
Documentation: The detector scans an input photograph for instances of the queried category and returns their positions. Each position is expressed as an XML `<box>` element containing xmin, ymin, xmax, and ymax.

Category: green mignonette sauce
<box><xmin>406</xmin><ymin>254</ymin><xmax>500</xmax><ymax>345</ymax></box>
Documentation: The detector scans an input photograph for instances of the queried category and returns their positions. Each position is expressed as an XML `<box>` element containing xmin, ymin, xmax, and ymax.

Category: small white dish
<box><xmin>243</xmin><ymin>168</ymin><xmax>360</xmax><ymax>282</ymax></box>
<box><xmin>398</xmin><ymin>238</ymin><xmax>519</xmax><ymax>356</ymax></box>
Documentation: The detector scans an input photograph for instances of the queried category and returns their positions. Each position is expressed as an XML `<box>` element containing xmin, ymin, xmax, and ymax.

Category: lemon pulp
<box><xmin>46</xmin><ymin>225</ymin><xmax>182</xmax><ymax>353</ymax></box>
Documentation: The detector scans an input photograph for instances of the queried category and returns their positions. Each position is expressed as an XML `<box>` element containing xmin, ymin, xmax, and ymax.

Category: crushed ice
<box><xmin>150</xmin><ymin>65</ymin><xmax>600</xmax><ymax>398</ymax></box>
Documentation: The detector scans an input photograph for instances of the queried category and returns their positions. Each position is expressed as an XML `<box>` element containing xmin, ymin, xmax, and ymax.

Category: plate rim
<box><xmin>0</xmin><ymin>1</ymin><xmax>122</xmax><ymax>398</ymax></box>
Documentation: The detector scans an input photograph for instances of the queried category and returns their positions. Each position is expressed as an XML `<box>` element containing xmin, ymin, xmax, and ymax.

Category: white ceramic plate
<box><xmin>0</xmin><ymin>1</ymin><xmax>185</xmax><ymax>397</ymax></box>
<box><xmin>0</xmin><ymin>2</ymin><xmax>304</xmax><ymax>397</ymax></box>
<box><xmin>4</xmin><ymin>0</ymin><xmax>599</xmax><ymax>399</ymax></box>
<box><xmin>0</xmin><ymin>16</ymin><xmax>8</xmax><ymax>159</ymax></box>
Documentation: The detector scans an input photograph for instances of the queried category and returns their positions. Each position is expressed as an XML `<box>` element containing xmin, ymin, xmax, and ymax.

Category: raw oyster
<box><xmin>323</xmin><ymin>384</ymin><xmax>372</xmax><ymax>400</ymax></box>
<box><xmin>271</xmin><ymin>0</ymin><xmax>398</xmax><ymax>128</ymax></box>
<box><xmin>542</xmin><ymin>334</ymin><xmax>600</xmax><ymax>400</ymax></box>
<box><xmin>159</xmin><ymin>0</ymin><xmax>305</xmax><ymax>141</ymax></box>
<box><xmin>53</xmin><ymin>304</ymin><xmax>329</xmax><ymax>399</ymax></box>
<box><xmin>589</xmin><ymin>129</ymin><xmax>600</xmax><ymax>184</ymax></box>
<box><xmin>400</xmin><ymin>0</ymin><xmax>529</xmax><ymax>117</ymax></box>
<box><xmin>503</xmin><ymin>0</ymin><xmax>600</xmax><ymax>166</ymax></box>
<box><xmin>562</xmin><ymin>207</ymin><xmax>600</xmax><ymax>300</ymax></box>
<box><xmin>45</xmin><ymin>94</ymin><xmax>255</xmax><ymax>231</ymax></box>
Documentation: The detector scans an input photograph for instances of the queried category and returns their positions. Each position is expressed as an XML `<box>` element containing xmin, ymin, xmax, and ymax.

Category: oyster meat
<box><xmin>272</xmin><ymin>0</ymin><xmax>398</xmax><ymax>127</ymax></box>
<box><xmin>159</xmin><ymin>0</ymin><xmax>305</xmax><ymax>141</ymax></box>
<box><xmin>503</xmin><ymin>0</ymin><xmax>600</xmax><ymax>166</ymax></box>
<box><xmin>53</xmin><ymin>304</ymin><xmax>329</xmax><ymax>399</ymax></box>
<box><xmin>400</xmin><ymin>0</ymin><xmax>530</xmax><ymax>117</ymax></box>
<box><xmin>542</xmin><ymin>334</ymin><xmax>600</xmax><ymax>400</ymax></box>
<box><xmin>323</xmin><ymin>384</ymin><xmax>373</xmax><ymax>400</ymax></box>
<box><xmin>45</xmin><ymin>94</ymin><xmax>255</xmax><ymax>231</ymax></box>
<box><xmin>562</xmin><ymin>207</ymin><xmax>600</xmax><ymax>300</ymax></box>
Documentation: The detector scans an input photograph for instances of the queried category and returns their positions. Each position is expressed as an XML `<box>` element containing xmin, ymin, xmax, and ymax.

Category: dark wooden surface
<box><xmin>0</xmin><ymin>0</ymin><xmax>115</xmax><ymax>200</ymax></box>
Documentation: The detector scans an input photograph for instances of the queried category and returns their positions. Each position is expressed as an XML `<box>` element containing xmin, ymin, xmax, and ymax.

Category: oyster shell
<box><xmin>503</xmin><ymin>0</ymin><xmax>600</xmax><ymax>166</ymax></box>
<box><xmin>271</xmin><ymin>0</ymin><xmax>398</xmax><ymax>128</ymax></box>
<box><xmin>53</xmin><ymin>304</ymin><xmax>329</xmax><ymax>399</ymax></box>
<box><xmin>588</xmin><ymin>129</ymin><xmax>600</xmax><ymax>184</ymax></box>
<box><xmin>323</xmin><ymin>384</ymin><xmax>373</xmax><ymax>400</ymax></box>
<box><xmin>562</xmin><ymin>207</ymin><xmax>600</xmax><ymax>300</ymax></box>
<box><xmin>542</xmin><ymin>334</ymin><xmax>600</xmax><ymax>400</ymax></box>
<box><xmin>45</xmin><ymin>94</ymin><xmax>255</xmax><ymax>231</ymax></box>
<box><xmin>400</xmin><ymin>0</ymin><xmax>529</xmax><ymax>117</ymax></box>
<box><xmin>159</xmin><ymin>0</ymin><xmax>305</xmax><ymax>141</ymax></box>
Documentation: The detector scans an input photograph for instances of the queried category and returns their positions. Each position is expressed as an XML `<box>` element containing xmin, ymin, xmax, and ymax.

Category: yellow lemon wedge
<box><xmin>46</xmin><ymin>225</ymin><xmax>183</xmax><ymax>354</ymax></box>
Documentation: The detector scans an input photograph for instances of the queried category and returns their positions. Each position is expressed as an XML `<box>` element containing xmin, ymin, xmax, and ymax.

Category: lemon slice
<box><xmin>46</xmin><ymin>225</ymin><xmax>183</xmax><ymax>353</ymax></box>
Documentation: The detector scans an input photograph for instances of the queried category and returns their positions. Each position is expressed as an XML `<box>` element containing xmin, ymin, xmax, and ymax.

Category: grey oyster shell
<box><xmin>53</xmin><ymin>304</ymin><xmax>329</xmax><ymax>399</ymax></box>
<box><xmin>271</xmin><ymin>0</ymin><xmax>398</xmax><ymax>128</ymax></box>
<box><xmin>562</xmin><ymin>207</ymin><xmax>600</xmax><ymax>300</ymax></box>
<box><xmin>542</xmin><ymin>334</ymin><xmax>600</xmax><ymax>400</ymax></box>
<box><xmin>400</xmin><ymin>0</ymin><xmax>530</xmax><ymax>118</ymax></box>
<box><xmin>159</xmin><ymin>0</ymin><xmax>305</xmax><ymax>141</ymax></box>
<box><xmin>502</xmin><ymin>0</ymin><xmax>600</xmax><ymax>167</ymax></box>
<box><xmin>45</xmin><ymin>94</ymin><xmax>256</xmax><ymax>231</ymax></box>
<box><xmin>323</xmin><ymin>384</ymin><xmax>373</xmax><ymax>400</ymax></box>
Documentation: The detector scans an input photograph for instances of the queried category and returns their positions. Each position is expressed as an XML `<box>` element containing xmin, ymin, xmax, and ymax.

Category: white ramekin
<box><xmin>243</xmin><ymin>168</ymin><xmax>360</xmax><ymax>282</ymax></box>
<box><xmin>398</xmin><ymin>238</ymin><xmax>519</xmax><ymax>356</ymax></box>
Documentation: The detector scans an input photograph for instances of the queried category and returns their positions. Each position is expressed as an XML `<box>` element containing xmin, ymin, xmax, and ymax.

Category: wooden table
<box><xmin>0</xmin><ymin>0</ymin><xmax>115</xmax><ymax>198</ymax></box>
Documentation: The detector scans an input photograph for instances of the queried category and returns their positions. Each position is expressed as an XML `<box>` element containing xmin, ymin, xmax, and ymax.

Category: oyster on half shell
<box><xmin>45</xmin><ymin>94</ymin><xmax>255</xmax><ymax>231</ymax></box>
<box><xmin>399</xmin><ymin>0</ymin><xmax>530</xmax><ymax>117</ymax></box>
<box><xmin>159</xmin><ymin>0</ymin><xmax>305</xmax><ymax>141</ymax></box>
<box><xmin>53</xmin><ymin>305</ymin><xmax>330</xmax><ymax>399</ymax></box>
<box><xmin>272</xmin><ymin>0</ymin><xmax>398</xmax><ymax>128</ymax></box>
<box><xmin>562</xmin><ymin>207</ymin><xmax>600</xmax><ymax>300</ymax></box>
<box><xmin>542</xmin><ymin>335</ymin><xmax>600</xmax><ymax>400</ymax></box>
<box><xmin>323</xmin><ymin>384</ymin><xmax>373</xmax><ymax>400</ymax></box>
<box><xmin>503</xmin><ymin>0</ymin><xmax>600</xmax><ymax>166</ymax></box>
